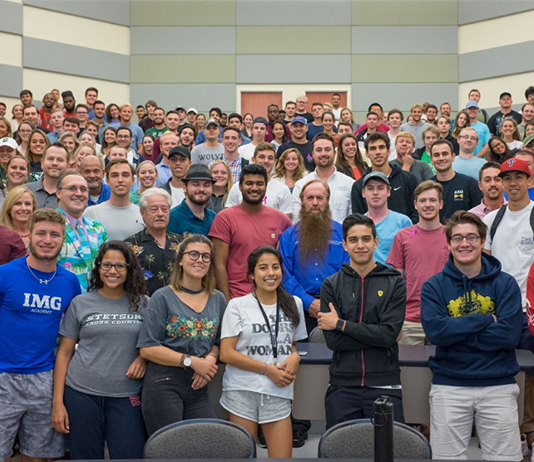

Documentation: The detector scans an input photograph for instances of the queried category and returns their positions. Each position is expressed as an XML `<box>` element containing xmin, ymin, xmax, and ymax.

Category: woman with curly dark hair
<box><xmin>52</xmin><ymin>241</ymin><xmax>149</xmax><ymax>459</ymax></box>
<box><xmin>137</xmin><ymin>234</ymin><xmax>226</xmax><ymax>436</ymax></box>
<box><xmin>486</xmin><ymin>136</ymin><xmax>514</xmax><ymax>164</ymax></box>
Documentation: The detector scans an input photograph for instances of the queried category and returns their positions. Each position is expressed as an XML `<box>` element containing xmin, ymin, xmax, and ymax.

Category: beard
<box><xmin>298</xmin><ymin>205</ymin><xmax>332</xmax><ymax>263</ymax></box>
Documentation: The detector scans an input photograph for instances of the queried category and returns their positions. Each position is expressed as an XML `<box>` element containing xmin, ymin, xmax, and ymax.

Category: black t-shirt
<box><xmin>295</xmin><ymin>112</ymin><xmax>314</xmax><ymax>124</ymax></box>
<box><xmin>432</xmin><ymin>172</ymin><xmax>483</xmax><ymax>222</ymax></box>
<box><xmin>487</xmin><ymin>110</ymin><xmax>522</xmax><ymax>136</ymax></box>
<box><xmin>277</xmin><ymin>141</ymin><xmax>315</xmax><ymax>172</ymax></box>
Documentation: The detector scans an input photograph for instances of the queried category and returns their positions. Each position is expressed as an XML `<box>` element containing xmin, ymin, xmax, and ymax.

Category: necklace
<box><xmin>181</xmin><ymin>286</ymin><xmax>205</xmax><ymax>295</ymax></box>
<box><xmin>26</xmin><ymin>259</ymin><xmax>57</xmax><ymax>284</ymax></box>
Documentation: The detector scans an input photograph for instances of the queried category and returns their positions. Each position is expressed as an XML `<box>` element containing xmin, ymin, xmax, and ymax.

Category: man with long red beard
<box><xmin>279</xmin><ymin>179</ymin><xmax>348</xmax><ymax>335</ymax></box>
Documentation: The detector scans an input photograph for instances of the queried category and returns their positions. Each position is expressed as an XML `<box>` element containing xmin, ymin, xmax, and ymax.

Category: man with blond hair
<box><xmin>391</xmin><ymin>131</ymin><xmax>434</xmax><ymax>184</ymax></box>
<box><xmin>119</xmin><ymin>104</ymin><xmax>144</xmax><ymax>152</ymax></box>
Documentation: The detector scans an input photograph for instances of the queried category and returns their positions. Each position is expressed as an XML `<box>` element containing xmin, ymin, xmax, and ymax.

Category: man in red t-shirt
<box><xmin>210</xmin><ymin>164</ymin><xmax>292</xmax><ymax>300</ymax></box>
<box><xmin>386</xmin><ymin>180</ymin><xmax>449</xmax><ymax>344</ymax></box>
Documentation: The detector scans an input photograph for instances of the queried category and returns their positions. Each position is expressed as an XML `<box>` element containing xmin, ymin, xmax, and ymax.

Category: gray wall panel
<box><xmin>131</xmin><ymin>27</ymin><xmax>235</xmax><ymax>55</ymax></box>
<box><xmin>0</xmin><ymin>64</ymin><xmax>23</xmax><ymax>98</ymax></box>
<box><xmin>23</xmin><ymin>38</ymin><xmax>129</xmax><ymax>83</ymax></box>
<box><xmin>0</xmin><ymin>1</ymin><xmax>22</xmax><ymax>35</ymax></box>
<box><xmin>237</xmin><ymin>0</ymin><xmax>351</xmax><ymax>26</ymax></box>
<box><xmin>237</xmin><ymin>55</ymin><xmax>351</xmax><ymax>83</ymax></box>
<box><xmin>130</xmin><ymin>84</ymin><xmax>236</xmax><ymax>113</ymax></box>
<box><xmin>459</xmin><ymin>1</ymin><xmax>534</xmax><ymax>25</ymax></box>
<box><xmin>351</xmin><ymin>83</ymin><xmax>458</xmax><ymax>112</ymax></box>
<box><xmin>23</xmin><ymin>0</ymin><xmax>129</xmax><ymax>26</ymax></box>
<box><xmin>353</xmin><ymin>26</ymin><xmax>458</xmax><ymax>54</ymax></box>
<box><xmin>459</xmin><ymin>41</ymin><xmax>534</xmax><ymax>82</ymax></box>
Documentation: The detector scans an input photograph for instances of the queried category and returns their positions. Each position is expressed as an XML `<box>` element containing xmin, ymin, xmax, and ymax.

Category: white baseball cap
<box><xmin>0</xmin><ymin>137</ymin><xmax>17</xmax><ymax>150</ymax></box>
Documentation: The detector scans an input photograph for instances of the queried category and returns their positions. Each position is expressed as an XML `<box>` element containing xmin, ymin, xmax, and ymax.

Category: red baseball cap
<box><xmin>499</xmin><ymin>158</ymin><xmax>531</xmax><ymax>178</ymax></box>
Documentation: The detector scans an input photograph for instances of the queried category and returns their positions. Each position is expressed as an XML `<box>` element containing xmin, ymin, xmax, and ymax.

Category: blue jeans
<box><xmin>63</xmin><ymin>385</ymin><xmax>146</xmax><ymax>459</ymax></box>
<box><xmin>142</xmin><ymin>362</ymin><xmax>216</xmax><ymax>436</ymax></box>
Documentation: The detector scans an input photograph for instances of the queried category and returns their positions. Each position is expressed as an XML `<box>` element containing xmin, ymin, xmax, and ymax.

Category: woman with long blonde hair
<box><xmin>271</xmin><ymin>148</ymin><xmax>307</xmax><ymax>193</ymax></box>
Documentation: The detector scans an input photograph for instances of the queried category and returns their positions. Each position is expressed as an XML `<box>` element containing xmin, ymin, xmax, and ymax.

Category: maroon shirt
<box><xmin>0</xmin><ymin>225</ymin><xmax>26</xmax><ymax>265</ymax></box>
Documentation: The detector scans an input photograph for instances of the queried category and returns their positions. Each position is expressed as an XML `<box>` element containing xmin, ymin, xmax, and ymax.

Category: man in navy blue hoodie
<box><xmin>421</xmin><ymin>210</ymin><xmax>523</xmax><ymax>460</ymax></box>
<box><xmin>318</xmin><ymin>213</ymin><xmax>406</xmax><ymax>429</ymax></box>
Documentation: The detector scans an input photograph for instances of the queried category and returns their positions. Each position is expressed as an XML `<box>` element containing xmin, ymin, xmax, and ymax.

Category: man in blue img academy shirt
<box><xmin>0</xmin><ymin>209</ymin><xmax>81</xmax><ymax>462</ymax></box>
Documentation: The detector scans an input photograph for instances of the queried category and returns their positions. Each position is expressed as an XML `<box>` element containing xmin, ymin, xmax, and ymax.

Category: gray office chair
<box><xmin>318</xmin><ymin>418</ymin><xmax>431</xmax><ymax>459</ymax></box>
<box><xmin>309</xmin><ymin>326</ymin><xmax>326</xmax><ymax>343</ymax></box>
<box><xmin>144</xmin><ymin>418</ymin><xmax>256</xmax><ymax>459</ymax></box>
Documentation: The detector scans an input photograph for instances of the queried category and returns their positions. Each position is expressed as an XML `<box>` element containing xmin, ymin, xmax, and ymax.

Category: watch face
<box><xmin>184</xmin><ymin>357</ymin><xmax>192</xmax><ymax>367</ymax></box>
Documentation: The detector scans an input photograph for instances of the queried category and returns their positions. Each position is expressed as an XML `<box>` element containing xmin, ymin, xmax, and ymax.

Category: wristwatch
<box><xmin>335</xmin><ymin>318</ymin><xmax>345</xmax><ymax>331</ymax></box>
<box><xmin>181</xmin><ymin>354</ymin><xmax>192</xmax><ymax>368</ymax></box>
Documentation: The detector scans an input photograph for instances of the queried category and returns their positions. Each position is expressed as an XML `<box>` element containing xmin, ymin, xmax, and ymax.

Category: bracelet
<box><xmin>262</xmin><ymin>363</ymin><xmax>268</xmax><ymax>375</ymax></box>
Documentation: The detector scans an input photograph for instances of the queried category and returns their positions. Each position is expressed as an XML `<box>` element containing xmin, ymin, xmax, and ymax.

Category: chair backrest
<box><xmin>144</xmin><ymin>418</ymin><xmax>256</xmax><ymax>459</ymax></box>
<box><xmin>309</xmin><ymin>326</ymin><xmax>326</xmax><ymax>343</ymax></box>
<box><xmin>318</xmin><ymin>418</ymin><xmax>431</xmax><ymax>459</ymax></box>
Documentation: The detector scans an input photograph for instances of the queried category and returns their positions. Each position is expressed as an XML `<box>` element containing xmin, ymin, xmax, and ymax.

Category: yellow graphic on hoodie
<box><xmin>447</xmin><ymin>290</ymin><xmax>495</xmax><ymax>317</ymax></box>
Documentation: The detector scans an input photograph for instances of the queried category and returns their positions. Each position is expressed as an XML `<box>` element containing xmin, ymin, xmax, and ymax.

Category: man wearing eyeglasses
<box><xmin>124</xmin><ymin>189</ymin><xmax>182</xmax><ymax>295</ymax></box>
<box><xmin>24</xmin><ymin>143</ymin><xmax>69</xmax><ymax>209</ymax></box>
<box><xmin>421</xmin><ymin>210</ymin><xmax>523</xmax><ymax>461</ymax></box>
<box><xmin>56</xmin><ymin>171</ymin><xmax>107</xmax><ymax>292</ymax></box>
<box><xmin>452</xmin><ymin>128</ymin><xmax>486</xmax><ymax>180</ymax></box>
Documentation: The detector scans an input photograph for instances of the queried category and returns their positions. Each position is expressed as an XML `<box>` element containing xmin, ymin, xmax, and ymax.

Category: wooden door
<box><xmin>241</xmin><ymin>92</ymin><xmax>283</xmax><ymax>118</ymax></box>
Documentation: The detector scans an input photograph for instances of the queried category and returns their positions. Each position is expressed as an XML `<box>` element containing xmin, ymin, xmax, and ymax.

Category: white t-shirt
<box><xmin>483</xmin><ymin>201</ymin><xmax>534</xmax><ymax>308</ymax></box>
<box><xmin>221</xmin><ymin>293</ymin><xmax>307</xmax><ymax>399</ymax></box>
<box><xmin>292</xmin><ymin>169</ymin><xmax>355</xmax><ymax>224</ymax></box>
<box><xmin>170</xmin><ymin>185</ymin><xmax>185</xmax><ymax>208</ymax></box>
<box><xmin>237</xmin><ymin>143</ymin><xmax>258</xmax><ymax>161</ymax></box>
<box><xmin>225</xmin><ymin>180</ymin><xmax>293</xmax><ymax>215</ymax></box>
<box><xmin>83</xmin><ymin>202</ymin><xmax>144</xmax><ymax>241</ymax></box>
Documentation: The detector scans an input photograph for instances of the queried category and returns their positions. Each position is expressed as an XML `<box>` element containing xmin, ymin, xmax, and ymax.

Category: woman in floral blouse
<box><xmin>137</xmin><ymin>234</ymin><xmax>226</xmax><ymax>436</ymax></box>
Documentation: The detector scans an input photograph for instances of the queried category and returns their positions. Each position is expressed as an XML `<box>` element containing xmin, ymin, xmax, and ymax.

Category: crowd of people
<box><xmin>1</xmin><ymin>85</ymin><xmax>534</xmax><ymax>460</ymax></box>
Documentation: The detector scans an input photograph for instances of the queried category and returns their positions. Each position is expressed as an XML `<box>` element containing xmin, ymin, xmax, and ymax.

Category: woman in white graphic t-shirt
<box><xmin>220</xmin><ymin>246</ymin><xmax>307</xmax><ymax>458</ymax></box>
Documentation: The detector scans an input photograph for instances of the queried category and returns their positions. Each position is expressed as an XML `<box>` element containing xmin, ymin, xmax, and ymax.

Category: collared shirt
<box><xmin>468</xmin><ymin>198</ymin><xmax>506</xmax><ymax>219</ymax></box>
<box><xmin>224</xmin><ymin>155</ymin><xmax>244</xmax><ymax>184</ymax></box>
<box><xmin>292</xmin><ymin>168</ymin><xmax>355</xmax><ymax>224</ymax></box>
<box><xmin>155</xmin><ymin>162</ymin><xmax>172</xmax><ymax>187</ymax></box>
<box><xmin>23</xmin><ymin>178</ymin><xmax>58</xmax><ymax>209</ymax></box>
<box><xmin>168</xmin><ymin>200</ymin><xmax>216</xmax><ymax>237</ymax></box>
<box><xmin>57</xmin><ymin>207</ymin><xmax>108</xmax><ymax>292</ymax></box>
<box><xmin>88</xmin><ymin>183</ymin><xmax>111</xmax><ymax>207</ymax></box>
<box><xmin>279</xmin><ymin>221</ymin><xmax>349</xmax><ymax>310</ymax></box>
<box><xmin>124</xmin><ymin>228</ymin><xmax>182</xmax><ymax>295</ymax></box>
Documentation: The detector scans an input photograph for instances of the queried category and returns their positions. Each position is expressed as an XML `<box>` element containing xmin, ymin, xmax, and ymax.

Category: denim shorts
<box><xmin>220</xmin><ymin>390</ymin><xmax>291</xmax><ymax>424</ymax></box>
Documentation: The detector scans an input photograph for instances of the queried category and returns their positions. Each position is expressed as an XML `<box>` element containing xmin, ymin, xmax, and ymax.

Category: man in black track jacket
<box><xmin>318</xmin><ymin>213</ymin><xmax>406</xmax><ymax>429</ymax></box>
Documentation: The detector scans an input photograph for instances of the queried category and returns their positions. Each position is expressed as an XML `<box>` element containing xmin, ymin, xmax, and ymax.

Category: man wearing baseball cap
<box><xmin>160</xmin><ymin>146</ymin><xmax>192</xmax><ymax>208</ymax></box>
<box><xmin>465</xmin><ymin>101</ymin><xmax>491</xmax><ymax>155</ymax></box>
<box><xmin>483</xmin><ymin>156</ymin><xmax>534</xmax><ymax>308</ymax></box>
<box><xmin>0</xmin><ymin>137</ymin><xmax>17</xmax><ymax>185</ymax></box>
<box><xmin>487</xmin><ymin>92</ymin><xmax>522</xmax><ymax>136</ymax></box>
<box><xmin>168</xmin><ymin>164</ymin><xmax>216</xmax><ymax>236</ymax></box>
<box><xmin>276</xmin><ymin>116</ymin><xmax>315</xmax><ymax>172</ymax></box>
<box><xmin>190</xmin><ymin>119</ymin><xmax>224</xmax><ymax>166</ymax></box>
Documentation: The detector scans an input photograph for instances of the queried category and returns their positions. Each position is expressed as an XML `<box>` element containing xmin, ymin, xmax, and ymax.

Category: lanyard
<box><xmin>254</xmin><ymin>294</ymin><xmax>280</xmax><ymax>365</ymax></box>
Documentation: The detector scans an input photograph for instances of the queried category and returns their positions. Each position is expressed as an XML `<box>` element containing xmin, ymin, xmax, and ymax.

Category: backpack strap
<box><xmin>489</xmin><ymin>204</ymin><xmax>508</xmax><ymax>241</ymax></box>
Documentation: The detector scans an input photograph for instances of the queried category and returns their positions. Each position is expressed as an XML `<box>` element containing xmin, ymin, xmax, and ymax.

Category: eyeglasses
<box><xmin>183</xmin><ymin>251</ymin><xmax>212</xmax><ymax>263</ymax></box>
<box><xmin>450</xmin><ymin>234</ymin><xmax>480</xmax><ymax>244</ymax></box>
<box><xmin>59</xmin><ymin>186</ymin><xmax>88</xmax><ymax>193</ymax></box>
<box><xmin>460</xmin><ymin>135</ymin><xmax>478</xmax><ymax>141</ymax></box>
<box><xmin>100</xmin><ymin>261</ymin><xmax>129</xmax><ymax>271</ymax></box>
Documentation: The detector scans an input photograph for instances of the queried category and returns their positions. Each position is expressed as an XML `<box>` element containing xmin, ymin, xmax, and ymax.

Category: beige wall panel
<box><xmin>459</xmin><ymin>11</ymin><xmax>534</xmax><ymax>54</ymax></box>
<box><xmin>458</xmin><ymin>72</ymin><xmax>534</xmax><ymax>110</ymax></box>
<box><xmin>130</xmin><ymin>0</ymin><xmax>236</xmax><ymax>26</ymax></box>
<box><xmin>351</xmin><ymin>0</ymin><xmax>457</xmax><ymax>25</ymax></box>
<box><xmin>0</xmin><ymin>97</ymin><xmax>23</xmax><ymax>115</ymax></box>
<box><xmin>23</xmin><ymin>69</ymin><xmax>130</xmax><ymax>105</ymax></box>
<box><xmin>0</xmin><ymin>33</ymin><xmax>22</xmax><ymax>67</ymax></box>
<box><xmin>237</xmin><ymin>26</ymin><xmax>351</xmax><ymax>54</ymax></box>
<box><xmin>131</xmin><ymin>56</ymin><xmax>236</xmax><ymax>84</ymax></box>
<box><xmin>23</xmin><ymin>6</ymin><xmax>129</xmax><ymax>54</ymax></box>
<box><xmin>352</xmin><ymin>55</ymin><xmax>457</xmax><ymax>83</ymax></box>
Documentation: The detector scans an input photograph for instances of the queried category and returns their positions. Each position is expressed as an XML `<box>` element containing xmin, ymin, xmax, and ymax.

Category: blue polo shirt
<box><xmin>168</xmin><ymin>200</ymin><xmax>216</xmax><ymax>236</ymax></box>
<box><xmin>88</xmin><ymin>183</ymin><xmax>111</xmax><ymax>207</ymax></box>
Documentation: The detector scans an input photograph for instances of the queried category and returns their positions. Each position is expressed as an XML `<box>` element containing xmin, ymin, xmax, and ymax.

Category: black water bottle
<box><xmin>374</xmin><ymin>395</ymin><xmax>394</xmax><ymax>462</ymax></box>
